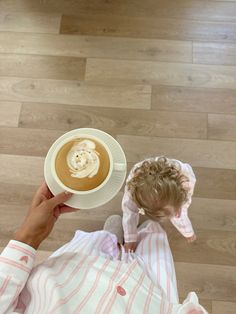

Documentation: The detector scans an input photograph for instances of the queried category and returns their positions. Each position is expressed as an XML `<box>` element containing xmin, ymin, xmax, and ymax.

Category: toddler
<box><xmin>122</xmin><ymin>156</ymin><xmax>197</xmax><ymax>252</ymax></box>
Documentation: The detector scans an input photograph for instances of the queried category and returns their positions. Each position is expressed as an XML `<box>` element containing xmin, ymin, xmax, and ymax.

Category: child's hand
<box><xmin>124</xmin><ymin>242</ymin><xmax>137</xmax><ymax>253</ymax></box>
<box><xmin>186</xmin><ymin>234</ymin><xmax>197</xmax><ymax>243</ymax></box>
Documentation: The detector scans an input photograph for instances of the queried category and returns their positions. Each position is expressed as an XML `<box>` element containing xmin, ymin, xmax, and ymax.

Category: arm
<box><xmin>0</xmin><ymin>241</ymin><xmax>35</xmax><ymax>314</ymax></box>
<box><xmin>0</xmin><ymin>182</ymin><xmax>75</xmax><ymax>313</ymax></box>
<box><xmin>122</xmin><ymin>187</ymin><xmax>140</xmax><ymax>244</ymax></box>
<box><xmin>170</xmin><ymin>163</ymin><xmax>196</xmax><ymax>241</ymax></box>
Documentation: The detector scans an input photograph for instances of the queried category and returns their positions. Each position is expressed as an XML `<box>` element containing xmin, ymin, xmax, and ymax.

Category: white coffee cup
<box><xmin>50</xmin><ymin>132</ymin><xmax>126</xmax><ymax>195</ymax></box>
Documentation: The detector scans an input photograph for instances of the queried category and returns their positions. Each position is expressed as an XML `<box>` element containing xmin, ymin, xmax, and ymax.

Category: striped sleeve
<box><xmin>0</xmin><ymin>240</ymin><xmax>36</xmax><ymax>313</ymax></box>
<box><xmin>170</xmin><ymin>162</ymin><xmax>196</xmax><ymax>238</ymax></box>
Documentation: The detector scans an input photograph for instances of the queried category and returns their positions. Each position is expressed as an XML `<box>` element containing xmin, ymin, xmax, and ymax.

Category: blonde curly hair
<box><xmin>127</xmin><ymin>157</ymin><xmax>189</xmax><ymax>220</ymax></box>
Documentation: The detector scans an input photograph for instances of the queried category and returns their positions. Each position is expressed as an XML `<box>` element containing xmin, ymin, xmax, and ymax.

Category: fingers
<box><xmin>47</xmin><ymin>191</ymin><xmax>73</xmax><ymax>209</ymax></box>
<box><xmin>59</xmin><ymin>206</ymin><xmax>79</xmax><ymax>214</ymax></box>
<box><xmin>31</xmin><ymin>181</ymin><xmax>49</xmax><ymax>207</ymax></box>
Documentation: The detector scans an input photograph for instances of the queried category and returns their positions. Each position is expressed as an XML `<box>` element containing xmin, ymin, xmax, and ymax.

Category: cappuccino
<box><xmin>55</xmin><ymin>137</ymin><xmax>110</xmax><ymax>191</ymax></box>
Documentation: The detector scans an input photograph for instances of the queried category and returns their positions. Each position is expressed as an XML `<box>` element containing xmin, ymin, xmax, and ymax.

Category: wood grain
<box><xmin>168</xmin><ymin>227</ymin><xmax>236</xmax><ymax>266</ymax></box>
<box><xmin>193</xmin><ymin>42</ymin><xmax>236</xmax><ymax>65</ymax></box>
<box><xmin>117</xmin><ymin>135</ymin><xmax>236</xmax><ymax>170</ymax></box>
<box><xmin>208</xmin><ymin>113</ymin><xmax>236</xmax><ymax>141</ymax></box>
<box><xmin>0</xmin><ymin>32</ymin><xmax>192</xmax><ymax>63</ymax></box>
<box><xmin>0</xmin><ymin>126</ymin><xmax>64</xmax><ymax>156</ymax></box>
<box><xmin>0</xmin><ymin>12</ymin><xmax>61</xmax><ymax>34</ymax></box>
<box><xmin>0</xmin><ymin>154</ymin><xmax>44</xmax><ymax>185</ymax></box>
<box><xmin>1</xmin><ymin>0</ymin><xmax>236</xmax><ymax>21</ymax></box>
<box><xmin>0</xmin><ymin>101</ymin><xmax>21</xmax><ymax>127</ymax></box>
<box><xmin>0</xmin><ymin>54</ymin><xmax>86</xmax><ymax>80</ymax></box>
<box><xmin>194</xmin><ymin>167</ymin><xmax>236</xmax><ymax>200</ymax></box>
<box><xmin>19</xmin><ymin>102</ymin><xmax>207</xmax><ymax>139</ymax></box>
<box><xmin>60</xmin><ymin>14</ymin><xmax>236</xmax><ymax>41</ymax></box>
<box><xmin>212</xmin><ymin>301</ymin><xmax>236</xmax><ymax>314</ymax></box>
<box><xmin>151</xmin><ymin>85</ymin><xmax>236</xmax><ymax>114</ymax></box>
<box><xmin>85</xmin><ymin>58</ymin><xmax>236</xmax><ymax>89</ymax></box>
<box><xmin>176</xmin><ymin>262</ymin><xmax>236</xmax><ymax>301</ymax></box>
<box><xmin>189</xmin><ymin>198</ymin><xmax>236</xmax><ymax>232</ymax></box>
<box><xmin>0</xmin><ymin>77</ymin><xmax>151</xmax><ymax>109</ymax></box>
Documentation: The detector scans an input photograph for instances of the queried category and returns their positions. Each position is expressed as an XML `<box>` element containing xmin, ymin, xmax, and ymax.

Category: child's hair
<box><xmin>127</xmin><ymin>157</ymin><xmax>189</xmax><ymax>221</ymax></box>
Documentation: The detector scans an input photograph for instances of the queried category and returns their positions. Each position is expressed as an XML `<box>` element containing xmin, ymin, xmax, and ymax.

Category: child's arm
<box><xmin>122</xmin><ymin>187</ymin><xmax>140</xmax><ymax>245</ymax></box>
<box><xmin>170</xmin><ymin>162</ymin><xmax>196</xmax><ymax>241</ymax></box>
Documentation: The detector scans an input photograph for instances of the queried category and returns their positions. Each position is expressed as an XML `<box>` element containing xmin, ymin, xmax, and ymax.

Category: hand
<box><xmin>186</xmin><ymin>234</ymin><xmax>197</xmax><ymax>243</ymax></box>
<box><xmin>187</xmin><ymin>309</ymin><xmax>204</xmax><ymax>314</ymax></box>
<box><xmin>124</xmin><ymin>242</ymin><xmax>137</xmax><ymax>253</ymax></box>
<box><xmin>14</xmin><ymin>182</ymin><xmax>78</xmax><ymax>250</ymax></box>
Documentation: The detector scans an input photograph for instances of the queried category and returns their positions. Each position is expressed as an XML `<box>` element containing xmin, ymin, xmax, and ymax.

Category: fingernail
<box><xmin>64</xmin><ymin>191</ymin><xmax>73</xmax><ymax>196</ymax></box>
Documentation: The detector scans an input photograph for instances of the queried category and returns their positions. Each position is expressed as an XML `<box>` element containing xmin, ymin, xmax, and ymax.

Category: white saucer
<box><xmin>44</xmin><ymin>128</ymin><xmax>127</xmax><ymax>209</ymax></box>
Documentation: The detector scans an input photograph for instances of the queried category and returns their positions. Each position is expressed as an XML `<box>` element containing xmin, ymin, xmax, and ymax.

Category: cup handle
<box><xmin>114</xmin><ymin>163</ymin><xmax>126</xmax><ymax>172</ymax></box>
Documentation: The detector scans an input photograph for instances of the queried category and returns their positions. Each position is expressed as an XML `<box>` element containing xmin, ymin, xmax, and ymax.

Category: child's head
<box><xmin>127</xmin><ymin>157</ymin><xmax>189</xmax><ymax>220</ymax></box>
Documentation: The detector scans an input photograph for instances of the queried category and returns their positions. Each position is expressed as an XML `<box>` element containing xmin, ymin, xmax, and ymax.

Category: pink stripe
<box><xmin>0</xmin><ymin>257</ymin><xmax>30</xmax><ymax>273</ymax></box>
<box><xmin>102</xmin><ymin>261</ymin><xmax>138</xmax><ymax>314</ymax></box>
<box><xmin>143</xmin><ymin>282</ymin><xmax>154</xmax><ymax>314</ymax></box>
<box><xmin>48</xmin><ymin>255</ymin><xmax>99</xmax><ymax>314</ymax></box>
<box><xmin>0</xmin><ymin>276</ymin><xmax>11</xmax><ymax>296</ymax></box>
<box><xmin>35</xmin><ymin>252</ymin><xmax>78</xmax><ymax>314</ymax></box>
<box><xmin>95</xmin><ymin>262</ymin><xmax>122</xmax><ymax>314</ymax></box>
<box><xmin>46</xmin><ymin>253</ymin><xmax>89</xmax><ymax>307</ymax></box>
<box><xmin>12</xmin><ymin>283</ymin><xmax>21</xmax><ymax>306</ymax></box>
<box><xmin>125</xmin><ymin>272</ymin><xmax>145</xmax><ymax>314</ymax></box>
<box><xmin>8</xmin><ymin>243</ymin><xmax>35</xmax><ymax>259</ymax></box>
<box><xmin>73</xmin><ymin>259</ymin><xmax>110</xmax><ymax>313</ymax></box>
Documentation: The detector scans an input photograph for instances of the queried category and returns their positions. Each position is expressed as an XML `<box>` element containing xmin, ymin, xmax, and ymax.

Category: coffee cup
<box><xmin>50</xmin><ymin>132</ymin><xmax>126</xmax><ymax>195</ymax></box>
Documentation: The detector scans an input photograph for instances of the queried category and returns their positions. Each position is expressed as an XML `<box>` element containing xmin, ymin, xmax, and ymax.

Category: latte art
<box><xmin>67</xmin><ymin>140</ymin><xmax>100</xmax><ymax>179</ymax></box>
<box><xmin>55</xmin><ymin>137</ymin><xmax>110</xmax><ymax>191</ymax></box>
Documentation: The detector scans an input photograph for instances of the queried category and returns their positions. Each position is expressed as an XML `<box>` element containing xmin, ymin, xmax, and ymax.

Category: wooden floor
<box><xmin>0</xmin><ymin>1</ymin><xmax>236</xmax><ymax>313</ymax></box>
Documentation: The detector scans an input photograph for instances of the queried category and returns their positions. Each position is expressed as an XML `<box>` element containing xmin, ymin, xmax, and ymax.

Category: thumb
<box><xmin>47</xmin><ymin>191</ymin><xmax>73</xmax><ymax>209</ymax></box>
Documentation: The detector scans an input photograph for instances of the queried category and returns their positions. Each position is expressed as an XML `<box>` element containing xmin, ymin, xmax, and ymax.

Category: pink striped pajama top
<box><xmin>0</xmin><ymin>223</ymin><xmax>207</xmax><ymax>314</ymax></box>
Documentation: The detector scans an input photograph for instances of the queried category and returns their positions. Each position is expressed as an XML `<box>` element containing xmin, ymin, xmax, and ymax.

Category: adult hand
<box><xmin>14</xmin><ymin>182</ymin><xmax>78</xmax><ymax>250</ymax></box>
<box><xmin>124</xmin><ymin>242</ymin><xmax>137</xmax><ymax>253</ymax></box>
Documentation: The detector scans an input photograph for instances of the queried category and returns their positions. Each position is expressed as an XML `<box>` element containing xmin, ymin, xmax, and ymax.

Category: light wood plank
<box><xmin>0</xmin><ymin>154</ymin><xmax>44</xmax><ymax>185</ymax></box>
<box><xmin>0</xmin><ymin>32</ymin><xmax>192</xmax><ymax>63</ymax></box>
<box><xmin>191</xmin><ymin>167</ymin><xmax>236</xmax><ymax>200</ymax></box>
<box><xmin>0</xmin><ymin>12</ymin><xmax>61</xmax><ymax>34</ymax></box>
<box><xmin>85</xmin><ymin>58</ymin><xmax>236</xmax><ymax>89</ymax></box>
<box><xmin>0</xmin><ymin>54</ymin><xmax>86</xmax><ymax>80</ymax></box>
<box><xmin>167</xmin><ymin>225</ymin><xmax>236</xmax><ymax>266</ymax></box>
<box><xmin>1</xmin><ymin>0</ymin><xmax>236</xmax><ymax>21</ymax></box>
<box><xmin>193</xmin><ymin>42</ymin><xmax>236</xmax><ymax>66</ymax></box>
<box><xmin>208</xmin><ymin>114</ymin><xmax>236</xmax><ymax>141</ymax></box>
<box><xmin>151</xmin><ymin>85</ymin><xmax>236</xmax><ymax>114</ymax></box>
<box><xmin>19</xmin><ymin>103</ymin><xmax>207</xmax><ymax>140</ymax></box>
<box><xmin>0</xmin><ymin>183</ymin><xmax>37</xmax><ymax>205</ymax></box>
<box><xmin>61</xmin><ymin>14</ymin><xmax>236</xmax><ymax>41</ymax></box>
<box><xmin>176</xmin><ymin>262</ymin><xmax>236</xmax><ymax>301</ymax></box>
<box><xmin>118</xmin><ymin>135</ymin><xmax>236</xmax><ymax>170</ymax></box>
<box><xmin>0</xmin><ymin>77</ymin><xmax>151</xmax><ymax>109</ymax></box>
<box><xmin>0</xmin><ymin>101</ymin><xmax>21</xmax><ymax>127</ymax></box>
<box><xmin>212</xmin><ymin>301</ymin><xmax>236</xmax><ymax>314</ymax></box>
<box><xmin>189</xmin><ymin>198</ymin><xmax>236</xmax><ymax>232</ymax></box>
<box><xmin>0</xmin><ymin>127</ymin><xmax>64</xmax><ymax>156</ymax></box>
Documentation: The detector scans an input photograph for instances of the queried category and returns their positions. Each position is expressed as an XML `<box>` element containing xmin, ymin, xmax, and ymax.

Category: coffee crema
<box><xmin>55</xmin><ymin>138</ymin><xmax>110</xmax><ymax>191</ymax></box>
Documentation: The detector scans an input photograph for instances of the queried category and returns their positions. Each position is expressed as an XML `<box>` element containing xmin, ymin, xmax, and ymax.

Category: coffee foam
<box><xmin>66</xmin><ymin>139</ymin><xmax>100</xmax><ymax>179</ymax></box>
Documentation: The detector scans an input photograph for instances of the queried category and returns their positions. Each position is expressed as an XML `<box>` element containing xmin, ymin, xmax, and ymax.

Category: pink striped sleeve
<box><xmin>0</xmin><ymin>240</ymin><xmax>35</xmax><ymax>313</ymax></box>
<box><xmin>122</xmin><ymin>187</ymin><xmax>140</xmax><ymax>243</ymax></box>
<box><xmin>170</xmin><ymin>162</ymin><xmax>196</xmax><ymax>238</ymax></box>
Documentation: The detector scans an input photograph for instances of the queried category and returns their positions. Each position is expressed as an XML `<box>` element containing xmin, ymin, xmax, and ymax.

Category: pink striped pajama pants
<box><xmin>51</xmin><ymin>220</ymin><xmax>179</xmax><ymax>304</ymax></box>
